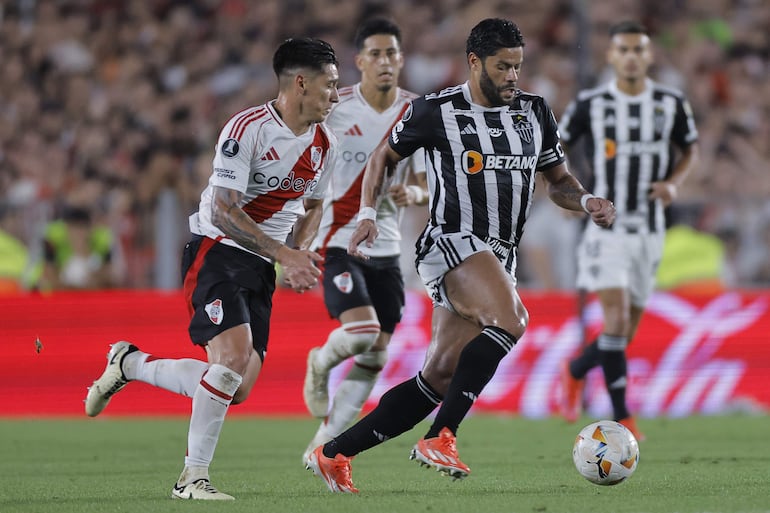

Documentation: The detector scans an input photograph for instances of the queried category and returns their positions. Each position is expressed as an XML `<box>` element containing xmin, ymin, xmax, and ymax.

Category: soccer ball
<box><xmin>572</xmin><ymin>420</ymin><xmax>639</xmax><ymax>485</ymax></box>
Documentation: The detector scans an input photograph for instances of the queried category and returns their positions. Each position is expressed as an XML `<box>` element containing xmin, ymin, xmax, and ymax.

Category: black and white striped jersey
<box><xmin>559</xmin><ymin>78</ymin><xmax>698</xmax><ymax>233</ymax></box>
<box><xmin>389</xmin><ymin>81</ymin><xmax>566</xmax><ymax>255</ymax></box>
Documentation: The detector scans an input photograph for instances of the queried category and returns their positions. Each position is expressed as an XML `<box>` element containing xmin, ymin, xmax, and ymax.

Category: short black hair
<box><xmin>354</xmin><ymin>17</ymin><xmax>402</xmax><ymax>51</ymax></box>
<box><xmin>466</xmin><ymin>18</ymin><xmax>525</xmax><ymax>59</ymax></box>
<box><xmin>609</xmin><ymin>20</ymin><xmax>648</xmax><ymax>38</ymax></box>
<box><xmin>272</xmin><ymin>37</ymin><xmax>338</xmax><ymax>77</ymax></box>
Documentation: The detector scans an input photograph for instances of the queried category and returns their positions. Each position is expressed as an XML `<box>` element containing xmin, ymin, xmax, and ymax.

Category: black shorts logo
<box><xmin>221</xmin><ymin>138</ymin><xmax>240</xmax><ymax>158</ymax></box>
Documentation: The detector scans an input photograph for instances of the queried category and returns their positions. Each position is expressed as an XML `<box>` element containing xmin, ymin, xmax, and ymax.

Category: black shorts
<box><xmin>181</xmin><ymin>235</ymin><xmax>276</xmax><ymax>360</ymax></box>
<box><xmin>322</xmin><ymin>247</ymin><xmax>404</xmax><ymax>333</ymax></box>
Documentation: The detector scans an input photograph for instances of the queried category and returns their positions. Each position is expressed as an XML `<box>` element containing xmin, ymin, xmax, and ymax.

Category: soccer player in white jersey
<box><xmin>83</xmin><ymin>38</ymin><xmax>339</xmax><ymax>500</ymax></box>
<box><xmin>558</xmin><ymin>21</ymin><xmax>699</xmax><ymax>441</ymax></box>
<box><xmin>307</xmin><ymin>18</ymin><xmax>616</xmax><ymax>494</ymax></box>
<box><xmin>300</xmin><ymin>18</ymin><xmax>428</xmax><ymax>466</ymax></box>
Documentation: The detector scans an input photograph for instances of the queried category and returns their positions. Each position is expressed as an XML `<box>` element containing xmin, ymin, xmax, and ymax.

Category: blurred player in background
<box><xmin>84</xmin><ymin>38</ymin><xmax>339</xmax><ymax>500</ymax></box>
<box><xmin>301</xmin><ymin>18</ymin><xmax>428</xmax><ymax>464</ymax></box>
<box><xmin>307</xmin><ymin>18</ymin><xmax>616</xmax><ymax>493</ymax></box>
<box><xmin>558</xmin><ymin>21</ymin><xmax>699</xmax><ymax>440</ymax></box>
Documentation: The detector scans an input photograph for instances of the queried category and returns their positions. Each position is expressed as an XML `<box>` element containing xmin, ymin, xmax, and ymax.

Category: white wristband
<box><xmin>357</xmin><ymin>206</ymin><xmax>377</xmax><ymax>222</ymax></box>
<box><xmin>580</xmin><ymin>193</ymin><xmax>595</xmax><ymax>213</ymax></box>
<box><xmin>408</xmin><ymin>185</ymin><xmax>425</xmax><ymax>205</ymax></box>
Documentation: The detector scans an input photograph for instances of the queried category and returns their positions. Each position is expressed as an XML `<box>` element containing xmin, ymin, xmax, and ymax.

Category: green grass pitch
<box><xmin>1</xmin><ymin>415</ymin><xmax>768</xmax><ymax>513</ymax></box>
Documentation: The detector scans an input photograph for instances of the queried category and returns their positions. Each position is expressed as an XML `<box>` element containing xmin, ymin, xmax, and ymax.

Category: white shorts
<box><xmin>416</xmin><ymin>228</ymin><xmax>517</xmax><ymax>310</ymax></box>
<box><xmin>576</xmin><ymin>223</ymin><xmax>664</xmax><ymax>307</ymax></box>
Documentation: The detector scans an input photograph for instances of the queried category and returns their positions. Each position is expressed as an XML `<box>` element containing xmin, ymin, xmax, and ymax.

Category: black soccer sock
<box><xmin>597</xmin><ymin>334</ymin><xmax>630</xmax><ymax>420</ymax></box>
<box><xmin>569</xmin><ymin>340</ymin><xmax>600</xmax><ymax>379</ymax></box>
<box><xmin>425</xmin><ymin>326</ymin><xmax>515</xmax><ymax>439</ymax></box>
<box><xmin>323</xmin><ymin>373</ymin><xmax>441</xmax><ymax>458</ymax></box>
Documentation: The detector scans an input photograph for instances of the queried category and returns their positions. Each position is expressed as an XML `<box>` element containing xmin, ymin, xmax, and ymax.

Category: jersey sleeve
<box><xmin>388</xmin><ymin>97</ymin><xmax>431</xmax><ymax>158</ymax></box>
<box><xmin>670</xmin><ymin>96</ymin><xmax>699</xmax><ymax>149</ymax></box>
<box><xmin>536</xmin><ymin>99</ymin><xmax>567</xmax><ymax>171</ymax></box>
<box><xmin>210</xmin><ymin>114</ymin><xmax>258</xmax><ymax>193</ymax></box>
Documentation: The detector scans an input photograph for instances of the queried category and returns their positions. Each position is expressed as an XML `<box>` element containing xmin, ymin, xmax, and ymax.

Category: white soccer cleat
<box><xmin>171</xmin><ymin>479</ymin><xmax>235</xmax><ymax>500</ymax></box>
<box><xmin>303</xmin><ymin>347</ymin><xmax>330</xmax><ymax>418</ymax></box>
<box><xmin>84</xmin><ymin>341</ymin><xmax>137</xmax><ymax>417</ymax></box>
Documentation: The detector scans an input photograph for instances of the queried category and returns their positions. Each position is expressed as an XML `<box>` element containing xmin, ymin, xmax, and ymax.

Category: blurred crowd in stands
<box><xmin>0</xmin><ymin>0</ymin><xmax>768</xmax><ymax>292</ymax></box>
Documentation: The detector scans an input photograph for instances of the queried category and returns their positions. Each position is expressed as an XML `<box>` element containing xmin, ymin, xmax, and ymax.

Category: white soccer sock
<box><xmin>324</xmin><ymin>350</ymin><xmax>387</xmax><ymax>436</ymax></box>
<box><xmin>123</xmin><ymin>351</ymin><xmax>208</xmax><ymax>398</ymax></box>
<box><xmin>184</xmin><ymin>364</ymin><xmax>242</xmax><ymax>469</ymax></box>
<box><xmin>314</xmin><ymin>320</ymin><xmax>380</xmax><ymax>372</ymax></box>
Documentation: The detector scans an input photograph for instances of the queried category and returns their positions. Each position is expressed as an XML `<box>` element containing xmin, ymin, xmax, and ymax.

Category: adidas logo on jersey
<box><xmin>261</xmin><ymin>147</ymin><xmax>280</xmax><ymax>160</ymax></box>
<box><xmin>344</xmin><ymin>125</ymin><xmax>363</xmax><ymax>136</ymax></box>
<box><xmin>460</xmin><ymin>124</ymin><xmax>477</xmax><ymax>135</ymax></box>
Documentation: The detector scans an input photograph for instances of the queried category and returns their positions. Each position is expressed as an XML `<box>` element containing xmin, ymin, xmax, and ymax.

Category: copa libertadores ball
<box><xmin>572</xmin><ymin>420</ymin><xmax>639</xmax><ymax>485</ymax></box>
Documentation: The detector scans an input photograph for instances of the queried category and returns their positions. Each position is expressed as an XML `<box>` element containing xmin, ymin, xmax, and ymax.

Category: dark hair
<box><xmin>466</xmin><ymin>18</ymin><xmax>525</xmax><ymax>58</ymax></box>
<box><xmin>354</xmin><ymin>17</ymin><xmax>402</xmax><ymax>51</ymax></box>
<box><xmin>272</xmin><ymin>38</ymin><xmax>338</xmax><ymax>77</ymax></box>
<box><xmin>609</xmin><ymin>20</ymin><xmax>648</xmax><ymax>38</ymax></box>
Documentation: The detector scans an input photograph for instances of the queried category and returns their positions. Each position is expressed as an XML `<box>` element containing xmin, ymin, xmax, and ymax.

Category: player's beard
<box><xmin>479</xmin><ymin>65</ymin><xmax>515</xmax><ymax>107</ymax></box>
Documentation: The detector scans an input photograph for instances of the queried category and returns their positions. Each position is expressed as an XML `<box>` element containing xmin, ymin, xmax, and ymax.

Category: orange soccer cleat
<box><xmin>560</xmin><ymin>361</ymin><xmax>585</xmax><ymax>423</ymax></box>
<box><xmin>410</xmin><ymin>427</ymin><xmax>470</xmax><ymax>480</ymax></box>
<box><xmin>618</xmin><ymin>416</ymin><xmax>646</xmax><ymax>442</ymax></box>
<box><xmin>306</xmin><ymin>445</ymin><xmax>359</xmax><ymax>494</ymax></box>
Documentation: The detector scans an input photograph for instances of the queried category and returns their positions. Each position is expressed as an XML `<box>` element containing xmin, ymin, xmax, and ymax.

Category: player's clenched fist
<box><xmin>585</xmin><ymin>196</ymin><xmax>616</xmax><ymax>228</ymax></box>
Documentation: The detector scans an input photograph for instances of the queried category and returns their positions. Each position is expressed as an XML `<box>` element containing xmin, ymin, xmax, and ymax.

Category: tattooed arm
<box><xmin>211</xmin><ymin>186</ymin><xmax>321</xmax><ymax>290</ymax></box>
<box><xmin>541</xmin><ymin>162</ymin><xmax>616</xmax><ymax>228</ymax></box>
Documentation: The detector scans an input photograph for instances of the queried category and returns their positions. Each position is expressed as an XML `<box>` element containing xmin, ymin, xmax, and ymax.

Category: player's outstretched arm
<box><xmin>348</xmin><ymin>141</ymin><xmax>404</xmax><ymax>259</ymax></box>
<box><xmin>211</xmin><ymin>186</ymin><xmax>321</xmax><ymax>291</ymax></box>
<box><xmin>541</xmin><ymin>163</ymin><xmax>616</xmax><ymax>228</ymax></box>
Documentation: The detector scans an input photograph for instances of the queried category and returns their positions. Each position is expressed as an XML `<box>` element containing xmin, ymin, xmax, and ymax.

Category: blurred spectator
<box><xmin>0</xmin><ymin>206</ymin><xmax>29</xmax><ymax>293</ymax></box>
<box><xmin>37</xmin><ymin>205</ymin><xmax>118</xmax><ymax>290</ymax></box>
<box><xmin>0</xmin><ymin>0</ymin><xmax>768</xmax><ymax>290</ymax></box>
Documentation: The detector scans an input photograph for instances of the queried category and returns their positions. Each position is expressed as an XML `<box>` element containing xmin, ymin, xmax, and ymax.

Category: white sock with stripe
<box><xmin>184</xmin><ymin>364</ymin><xmax>242</xmax><ymax>471</ymax></box>
<box><xmin>324</xmin><ymin>349</ymin><xmax>387</xmax><ymax>436</ymax></box>
<box><xmin>123</xmin><ymin>352</ymin><xmax>208</xmax><ymax>397</ymax></box>
<box><xmin>314</xmin><ymin>320</ymin><xmax>380</xmax><ymax>372</ymax></box>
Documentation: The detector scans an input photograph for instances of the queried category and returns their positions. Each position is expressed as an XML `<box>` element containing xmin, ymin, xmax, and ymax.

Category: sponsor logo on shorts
<box><xmin>333</xmin><ymin>272</ymin><xmax>353</xmax><ymax>294</ymax></box>
<box><xmin>205</xmin><ymin>298</ymin><xmax>224</xmax><ymax>325</ymax></box>
<box><xmin>484</xmin><ymin>236</ymin><xmax>513</xmax><ymax>262</ymax></box>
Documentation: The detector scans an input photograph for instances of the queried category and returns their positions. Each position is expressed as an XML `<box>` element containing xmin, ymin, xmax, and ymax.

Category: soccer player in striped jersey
<box><xmin>301</xmin><ymin>18</ymin><xmax>428</xmax><ymax>465</ymax></box>
<box><xmin>307</xmin><ymin>18</ymin><xmax>615</xmax><ymax>493</ymax></box>
<box><xmin>84</xmin><ymin>38</ymin><xmax>339</xmax><ymax>500</ymax></box>
<box><xmin>558</xmin><ymin>21</ymin><xmax>699</xmax><ymax>440</ymax></box>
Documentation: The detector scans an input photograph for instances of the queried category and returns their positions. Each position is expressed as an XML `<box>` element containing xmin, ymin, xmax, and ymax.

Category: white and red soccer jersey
<box><xmin>189</xmin><ymin>101</ymin><xmax>337</xmax><ymax>259</ymax></box>
<box><xmin>314</xmin><ymin>84</ymin><xmax>425</xmax><ymax>257</ymax></box>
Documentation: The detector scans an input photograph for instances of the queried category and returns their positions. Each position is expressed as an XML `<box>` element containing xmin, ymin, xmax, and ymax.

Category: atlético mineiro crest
<box><xmin>512</xmin><ymin>114</ymin><xmax>534</xmax><ymax>144</ymax></box>
<box><xmin>333</xmin><ymin>272</ymin><xmax>353</xmax><ymax>294</ymax></box>
<box><xmin>310</xmin><ymin>146</ymin><xmax>323</xmax><ymax>171</ymax></box>
<box><xmin>205</xmin><ymin>298</ymin><xmax>224</xmax><ymax>325</ymax></box>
